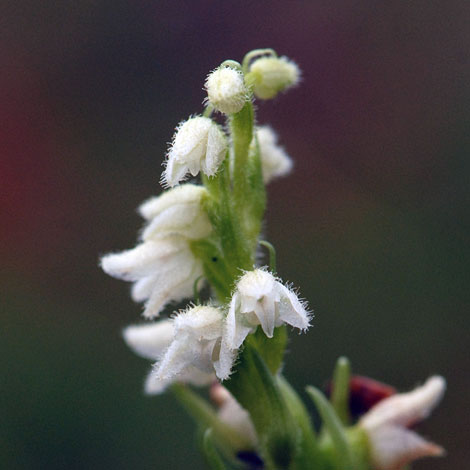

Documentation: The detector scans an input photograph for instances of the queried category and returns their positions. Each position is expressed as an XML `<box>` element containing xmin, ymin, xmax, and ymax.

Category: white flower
<box><xmin>101</xmin><ymin>235</ymin><xmax>203</xmax><ymax>318</ymax></box>
<box><xmin>218</xmin><ymin>269</ymin><xmax>310</xmax><ymax>378</ymax></box>
<box><xmin>255</xmin><ymin>126</ymin><xmax>293</xmax><ymax>183</ymax></box>
<box><xmin>162</xmin><ymin>116</ymin><xmax>227</xmax><ymax>187</ymax></box>
<box><xmin>359</xmin><ymin>376</ymin><xmax>446</xmax><ymax>470</ymax></box>
<box><xmin>247</xmin><ymin>56</ymin><xmax>300</xmax><ymax>100</ymax></box>
<box><xmin>152</xmin><ymin>306</ymin><xmax>235</xmax><ymax>383</ymax></box>
<box><xmin>123</xmin><ymin>320</ymin><xmax>214</xmax><ymax>394</ymax></box>
<box><xmin>205</xmin><ymin>66</ymin><xmax>248</xmax><ymax>115</ymax></box>
<box><xmin>138</xmin><ymin>184</ymin><xmax>211</xmax><ymax>240</ymax></box>
<box><xmin>210</xmin><ymin>383</ymin><xmax>258</xmax><ymax>447</ymax></box>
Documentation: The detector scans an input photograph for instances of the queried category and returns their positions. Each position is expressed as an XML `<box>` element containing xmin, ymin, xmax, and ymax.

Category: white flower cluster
<box><xmin>123</xmin><ymin>269</ymin><xmax>310</xmax><ymax>393</ymax></box>
<box><xmin>101</xmin><ymin>184</ymin><xmax>210</xmax><ymax>318</ymax></box>
<box><xmin>102</xmin><ymin>52</ymin><xmax>306</xmax><ymax>394</ymax></box>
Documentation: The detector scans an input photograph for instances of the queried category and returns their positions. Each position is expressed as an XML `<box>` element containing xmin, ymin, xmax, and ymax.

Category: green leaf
<box><xmin>277</xmin><ymin>376</ymin><xmax>320</xmax><ymax>470</ymax></box>
<box><xmin>251</xmin><ymin>325</ymin><xmax>287</xmax><ymax>375</ymax></box>
<box><xmin>305</xmin><ymin>386</ymin><xmax>354</xmax><ymax>469</ymax></box>
<box><xmin>203</xmin><ymin>428</ymin><xmax>228</xmax><ymax>470</ymax></box>
<box><xmin>331</xmin><ymin>356</ymin><xmax>351</xmax><ymax>425</ymax></box>
<box><xmin>224</xmin><ymin>343</ymin><xmax>297</xmax><ymax>469</ymax></box>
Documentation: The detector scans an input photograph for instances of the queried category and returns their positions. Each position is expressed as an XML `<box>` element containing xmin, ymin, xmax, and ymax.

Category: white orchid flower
<box><xmin>123</xmin><ymin>320</ymin><xmax>214</xmax><ymax>394</ymax></box>
<box><xmin>162</xmin><ymin>116</ymin><xmax>227</xmax><ymax>187</ymax></box>
<box><xmin>217</xmin><ymin>269</ymin><xmax>310</xmax><ymax>379</ymax></box>
<box><xmin>256</xmin><ymin>126</ymin><xmax>293</xmax><ymax>183</ymax></box>
<box><xmin>101</xmin><ymin>236</ymin><xmax>203</xmax><ymax>318</ymax></box>
<box><xmin>210</xmin><ymin>383</ymin><xmax>258</xmax><ymax>446</ymax></box>
<box><xmin>138</xmin><ymin>184</ymin><xmax>212</xmax><ymax>240</ymax></box>
<box><xmin>359</xmin><ymin>375</ymin><xmax>446</xmax><ymax>470</ymax></box>
<box><xmin>152</xmin><ymin>306</ymin><xmax>235</xmax><ymax>383</ymax></box>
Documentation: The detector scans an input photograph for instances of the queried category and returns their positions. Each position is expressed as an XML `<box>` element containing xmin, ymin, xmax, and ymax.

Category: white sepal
<box><xmin>138</xmin><ymin>184</ymin><xmax>211</xmax><ymax>240</ymax></box>
<box><xmin>122</xmin><ymin>320</ymin><xmax>214</xmax><ymax>394</ymax></box>
<box><xmin>162</xmin><ymin>116</ymin><xmax>227</xmax><ymax>187</ymax></box>
<box><xmin>256</xmin><ymin>126</ymin><xmax>293</xmax><ymax>183</ymax></box>
<box><xmin>123</xmin><ymin>320</ymin><xmax>174</xmax><ymax>360</ymax></box>
<box><xmin>360</xmin><ymin>376</ymin><xmax>446</xmax><ymax>470</ymax></box>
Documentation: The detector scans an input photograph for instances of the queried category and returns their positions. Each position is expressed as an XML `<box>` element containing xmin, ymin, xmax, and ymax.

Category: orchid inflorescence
<box><xmin>101</xmin><ymin>48</ymin><xmax>446</xmax><ymax>470</ymax></box>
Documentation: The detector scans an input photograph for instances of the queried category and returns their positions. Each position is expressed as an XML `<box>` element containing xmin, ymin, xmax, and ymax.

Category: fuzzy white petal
<box><xmin>123</xmin><ymin>321</ymin><xmax>174</xmax><ymax>361</ymax></box>
<box><xmin>155</xmin><ymin>306</ymin><xmax>225</xmax><ymax>380</ymax></box>
<box><xmin>276</xmin><ymin>284</ymin><xmax>310</xmax><ymax>330</ymax></box>
<box><xmin>145</xmin><ymin>365</ymin><xmax>214</xmax><ymax>395</ymax></box>
<box><xmin>101</xmin><ymin>239</ymin><xmax>182</xmax><ymax>281</ymax></box>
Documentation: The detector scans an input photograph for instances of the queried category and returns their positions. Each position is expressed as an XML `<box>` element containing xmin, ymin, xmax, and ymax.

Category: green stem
<box><xmin>242</xmin><ymin>48</ymin><xmax>277</xmax><ymax>73</ymax></box>
<box><xmin>259</xmin><ymin>240</ymin><xmax>277</xmax><ymax>274</ymax></box>
<box><xmin>230</xmin><ymin>101</ymin><xmax>254</xmax><ymax>210</ymax></box>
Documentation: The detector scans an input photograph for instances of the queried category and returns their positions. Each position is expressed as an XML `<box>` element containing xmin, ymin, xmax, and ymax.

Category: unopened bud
<box><xmin>247</xmin><ymin>56</ymin><xmax>300</xmax><ymax>100</ymax></box>
<box><xmin>205</xmin><ymin>67</ymin><xmax>248</xmax><ymax>114</ymax></box>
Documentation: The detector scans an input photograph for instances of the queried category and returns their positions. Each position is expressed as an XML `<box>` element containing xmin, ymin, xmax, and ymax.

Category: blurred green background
<box><xmin>1</xmin><ymin>1</ymin><xmax>468</xmax><ymax>469</ymax></box>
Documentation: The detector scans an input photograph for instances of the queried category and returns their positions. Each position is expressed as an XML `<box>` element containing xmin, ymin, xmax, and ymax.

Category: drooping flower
<box><xmin>205</xmin><ymin>66</ymin><xmax>248</xmax><ymax>115</ymax></box>
<box><xmin>359</xmin><ymin>375</ymin><xmax>446</xmax><ymax>470</ymax></box>
<box><xmin>123</xmin><ymin>320</ymin><xmax>214</xmax><ymax>394</ymax></box>
<box><xmin>210</xmin><ymin>382</ymin><xmax>258</xmax><ymax>446</ymax></box>
<box><xmin>152</xmin><ymin>305</ymin><xmax>235</xmax><ymax>383</ymax></box>
<box><xmin>255</xmin><ymin>125</ymin><xmax>293</xmax><ymax>183</ymax></box>
<box><xmin>138</xmin><ymin>184</ymin><xmax>211</xmax><ymax>240</ymax></box>
<box><xmin>101</xmin><ymin>236</ymin><xmax>203</xmax><ymax>318</ymax></box>
<box><xmin>101</xmin><ymin>184</ymin><xmax>213</xmax><ymax>317</ymax></box>
<box><xmin>162</xmin><ymin>116</ymin><xmax>227</xmax><ymax>187</ymax></box>
<box><xmin>246</xmin><ymin>56</ymin><xmax>300</xmax><ymax>100</ymax></box>
<box><xmin>218</xmin><ymin>269</ymin><xmax>310</xmax><ymax>378</ymax></box>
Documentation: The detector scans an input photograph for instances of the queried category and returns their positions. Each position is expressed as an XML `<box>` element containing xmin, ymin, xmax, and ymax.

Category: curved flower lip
<box><xmin>359</xmin><ymin>375</ymin><xmax>446</xmax><ymax>470</ymax></box>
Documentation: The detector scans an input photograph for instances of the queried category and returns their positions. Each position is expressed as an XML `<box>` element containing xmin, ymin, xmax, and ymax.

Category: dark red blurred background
<box><xmin>1</xmin><ymin>1</ymin><xmax>468</xmax><ymax>468</ymax></box>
